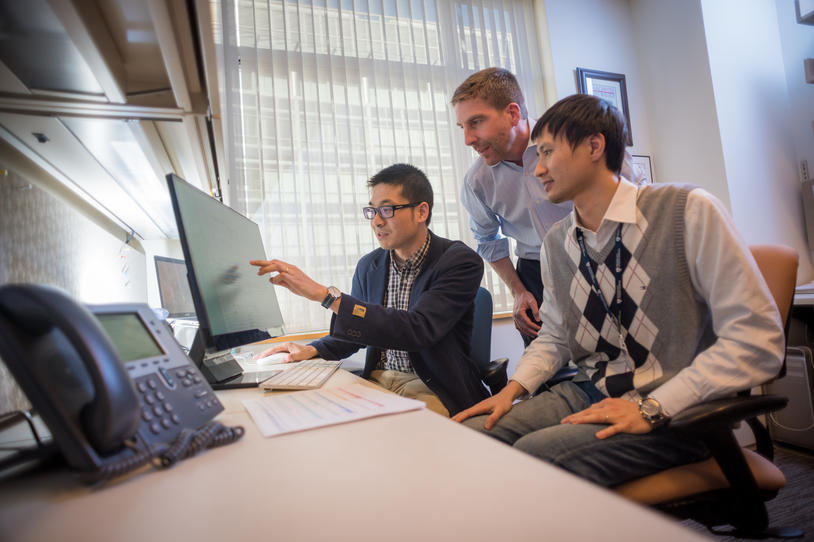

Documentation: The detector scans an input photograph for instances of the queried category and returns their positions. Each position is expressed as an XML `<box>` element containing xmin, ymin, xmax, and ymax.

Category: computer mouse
<box><xmin>255</xmin><ymin>352</ymin><xmax>290</xmax><ymax>365</ymax></box>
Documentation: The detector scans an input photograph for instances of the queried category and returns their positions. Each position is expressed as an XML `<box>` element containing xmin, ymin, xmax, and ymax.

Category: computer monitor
<box><xmin>154</xmin><ymin>256</ymin><xmax>196</xmax><ymax>318</ymax></box>
<box><xmin>166</xmin><ymin>173</ymin><xmax>285</xmax><ymax>389</ymax></box>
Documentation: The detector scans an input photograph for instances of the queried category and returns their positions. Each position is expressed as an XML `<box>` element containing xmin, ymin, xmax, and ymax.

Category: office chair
<box><xmin>473</xmin><ymin>287</ymin><xmax>578</xmax><ymax>396</ymax></box>
<box><xmin>472</xmin><ymin>287</ymin><xmax>509</xmax><ymax>395</ymax></box>
<box><xmin>615</xmin><ymin>244</ymin><xmax>803</xmax><ymax>539</ymax></box>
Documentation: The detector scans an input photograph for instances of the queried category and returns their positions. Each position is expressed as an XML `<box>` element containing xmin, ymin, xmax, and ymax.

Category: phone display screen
<box><xmin>95</xmin><ymin>313</ymin><xmax>165</xmax><ymax>362</ymax></box>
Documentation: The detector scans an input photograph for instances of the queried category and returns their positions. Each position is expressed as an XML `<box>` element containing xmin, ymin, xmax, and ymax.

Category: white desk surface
<box><xmin>0</xmin><ymin>370</ymin><xmax>707</xmax><ymax>542</ymax></box>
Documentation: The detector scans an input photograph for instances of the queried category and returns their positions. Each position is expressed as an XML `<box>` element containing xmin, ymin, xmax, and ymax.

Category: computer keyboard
<box><xmin>261</xmin><ymin>359</ymin><xmax>342</xmax><ymax>390</ymax></box>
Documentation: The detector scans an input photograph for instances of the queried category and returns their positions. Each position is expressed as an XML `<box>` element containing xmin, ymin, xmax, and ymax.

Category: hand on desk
<box><xmin>561</xmin><ymin>398</ymin><xmax>652</xmax><ymax>439</ymax></box>
<box><xmin>255</xmin><ymin>342</ymin><xmax>317</xmax><ymax>363</ymax></box>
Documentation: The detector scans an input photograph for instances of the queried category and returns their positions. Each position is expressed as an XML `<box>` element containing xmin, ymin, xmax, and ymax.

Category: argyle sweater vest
<box><xmin>542</xmin><ymin>184</ymin><xmax>716</xmax><ymax>400</ymax></box>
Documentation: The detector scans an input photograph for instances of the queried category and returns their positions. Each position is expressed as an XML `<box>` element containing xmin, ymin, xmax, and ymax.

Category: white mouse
<box><xmin>254</xmin><ymin>352</ymin><xmax>290</xmax><ymax>365</ymax></box>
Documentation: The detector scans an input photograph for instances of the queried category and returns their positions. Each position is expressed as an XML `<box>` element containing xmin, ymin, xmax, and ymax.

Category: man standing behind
<box><xmin>452</xmin><ymin>68</ymin><xmax>572</xmax><ymax>345</ymax></box>
<box><xmin>251</xmin><ymin>164</ymin><xmax>489</xmax><ymax>417</ymax></box>
<box><xmin>452</xmin><ymin>68</ymin><xmax>642</xmax><ymax>345</ymax></box>
<box><xmin>453</xmin><ymin>94</ymin><xmax>784</xmax><ymax>487</ymax></box>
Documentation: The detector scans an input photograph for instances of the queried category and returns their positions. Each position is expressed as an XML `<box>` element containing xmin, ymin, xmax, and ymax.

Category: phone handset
<box><xmin>0</xmin><ymin>284</ymin><xmax>140</xmax><ymax>454</ymax></box>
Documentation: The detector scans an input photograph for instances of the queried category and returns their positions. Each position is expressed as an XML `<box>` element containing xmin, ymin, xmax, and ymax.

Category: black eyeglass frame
<box><xmin>362</xmin><ymin>202</ymin><xmax>421</xmax><ymax>220</ymax></box>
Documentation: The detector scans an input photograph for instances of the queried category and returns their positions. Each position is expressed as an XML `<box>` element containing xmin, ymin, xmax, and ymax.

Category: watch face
<box><xmin>641</xmin><ymin>398</ymin><xmax>661</xmax><ymax>417</ymax></box>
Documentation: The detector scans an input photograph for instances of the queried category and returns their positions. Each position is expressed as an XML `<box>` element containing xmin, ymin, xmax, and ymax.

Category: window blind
<box><xmin>212</xmin><ymin>0</ymin><xmax>545</xmax><ymax>332</ymax></box>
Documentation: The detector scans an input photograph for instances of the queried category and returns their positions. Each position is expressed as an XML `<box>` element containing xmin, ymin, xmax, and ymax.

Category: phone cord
<box><xmin>159</xmin><ymin>421</ymin><xmax>245</xmax><ymax>468</ymax></box>
<box><xmin>86</xmin><ymin>440</ymin><xmax>169</xmax><ymax>484</ymax></box>
<box><xmin>85</xmin><ymin>422</ymin><xmax>244</xmax><ymax>483</ymax></box>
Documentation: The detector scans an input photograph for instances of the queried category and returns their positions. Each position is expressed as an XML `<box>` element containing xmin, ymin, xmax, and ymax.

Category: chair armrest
<box><xmin>482</xmin><ymin>358</ymin><xmax>509</xmax><ymax>396</ymax></box>
<box><xmin>659</xmin><ymin>394</ymin><xmax>788</xmax><ymax>523</ymax></box>
<box><xmin>668</xmin><ymin>395</ymin><xmax>788</xmax><ymax>433</ymax></box>
<box><xmin>546</xmin><ymin>367</ymin><xmax>578</xmax><ymax>387</ymax></box>
<box><xmin>483</xmin><ymin>358</ymin><xmax>508</xmax><ymax>378</ymax></box>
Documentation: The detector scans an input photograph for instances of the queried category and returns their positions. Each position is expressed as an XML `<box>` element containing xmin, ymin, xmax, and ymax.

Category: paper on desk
<box><xmin>242</xmin><ymin>383</ymin><xmax>425</xmax><ymax>437</ymax></box>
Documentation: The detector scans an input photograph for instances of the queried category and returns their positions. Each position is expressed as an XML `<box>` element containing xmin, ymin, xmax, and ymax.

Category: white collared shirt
<box><xmin>511</xmin><ymin>180</ymin><xmax>784</xmax><ymax>416</ymax></box>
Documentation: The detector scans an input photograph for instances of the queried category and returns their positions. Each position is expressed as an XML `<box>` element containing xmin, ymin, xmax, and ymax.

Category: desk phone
<box><xmin>0</xmin><ymin>284</ymin><xmax>240</xmax><ymax>483</ymax></box>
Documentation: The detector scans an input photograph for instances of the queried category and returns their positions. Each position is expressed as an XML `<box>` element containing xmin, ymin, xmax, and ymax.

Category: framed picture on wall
<box><xmin>576</xmin><ymin>67</ymin><xmax>633</xmax><ymax>146</ymax></box>
<box><xmin>631</xmin><ymin>154</ymin><xmax>654</xmax><ymax>184</ymax></box>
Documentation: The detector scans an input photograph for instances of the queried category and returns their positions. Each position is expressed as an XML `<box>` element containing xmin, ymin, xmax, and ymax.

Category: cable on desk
<box><xmin>85</xmin><ymin>438</ymin><xmax>167</xmax><ymax>484</ymax></box>
<box><xmin>83</xmin><ymin>422</ymin><xmax>244</xmax><ymax>484</ymax></box>
<box><xmin>160</xmin><ymin>421</ymin><xmax>244</xmax><ymax>467</ymax></box>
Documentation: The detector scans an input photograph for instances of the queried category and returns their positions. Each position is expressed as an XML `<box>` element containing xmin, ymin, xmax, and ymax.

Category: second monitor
<box><xmin>154</xmin><ymin>256</ymin><xmax>196</xmax><ymax>319</ymax></box>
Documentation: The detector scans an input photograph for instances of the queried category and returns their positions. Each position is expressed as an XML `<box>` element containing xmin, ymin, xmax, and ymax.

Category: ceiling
<box><xmin>0</xmin><ymin>0</ymin><xmax>223</xmax><ymax>241</ymax></box>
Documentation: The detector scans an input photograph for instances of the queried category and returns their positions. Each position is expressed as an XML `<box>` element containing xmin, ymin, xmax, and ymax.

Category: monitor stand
<box><xmin>188</xmin><ymin>330</ymin><xmax>279</xmax><ymax>390</ymax></box>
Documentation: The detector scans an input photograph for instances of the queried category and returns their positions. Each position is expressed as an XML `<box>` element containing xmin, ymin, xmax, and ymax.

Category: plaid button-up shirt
<box><xmin>377</xmin><ymin>233</ymin><xmax>431</xmax><ymax>373</ymax></box>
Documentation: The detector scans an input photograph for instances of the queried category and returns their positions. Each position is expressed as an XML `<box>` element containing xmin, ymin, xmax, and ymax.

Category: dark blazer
<box><xmin>310</xmin><ymin>231</ymin><xmax>489</xmax><ymax>415</ymax></box>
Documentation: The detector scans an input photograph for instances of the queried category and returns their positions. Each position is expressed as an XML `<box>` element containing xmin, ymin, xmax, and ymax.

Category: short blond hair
<box><xmin>451</xmin><ymin>67</ymin><xmax>527</xmax><ymax>118</ymax></box>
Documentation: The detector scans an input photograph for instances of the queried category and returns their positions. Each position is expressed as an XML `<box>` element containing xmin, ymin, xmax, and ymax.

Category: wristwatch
<box><xmin>320</xmin><ymin>286</ymin><xmax>341</xmax><ymax>309</ymax></box>
<box><xmin>638</xmin><ymin>397</ymin><xmax>668</xmax><ymax>428</ymax></box>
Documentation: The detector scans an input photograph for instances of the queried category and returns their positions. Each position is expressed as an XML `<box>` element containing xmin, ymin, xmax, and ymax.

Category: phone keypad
<box><xmin>137</xmin><ymin>379</ymin><xmax>182</xmax><ymax>435</ymax></box>
<box><xmin>135</xmin><ymin>366</ymin><xmax>222</xmax><ymax>438</ymax></box>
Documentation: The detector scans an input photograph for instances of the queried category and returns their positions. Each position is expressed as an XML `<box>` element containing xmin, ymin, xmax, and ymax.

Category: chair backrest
<box><xmin>470</xmin><ymin>287</ymin><xmax>493</xmax><ymax>371</ymax></box>
<box><xmin>749</xmin><ymin>245</ymin><xmax>798</xmax><ymax>327</ymax></box>
<box><xmin>748</xmin><ymin>244</ymin><xmax>798</xmax><ymax>387</ymax></box>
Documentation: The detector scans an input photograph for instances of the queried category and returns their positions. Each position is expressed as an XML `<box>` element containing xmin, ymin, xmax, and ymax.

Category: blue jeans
<box><xmin>462</xmin><ymin>380</ymin><xmax>709</xmax><ymax>487</ymax></box>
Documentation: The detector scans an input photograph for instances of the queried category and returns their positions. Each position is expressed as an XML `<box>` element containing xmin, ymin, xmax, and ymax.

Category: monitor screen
<box><xmin>154</xmin><ymin>256</ymin><xmax>196</xmax><ymax>318</ymax></box>
<box><xmin>166</xmin><ymin>173</ymin><xmax>285</xmax><ymax>353</ymax></box>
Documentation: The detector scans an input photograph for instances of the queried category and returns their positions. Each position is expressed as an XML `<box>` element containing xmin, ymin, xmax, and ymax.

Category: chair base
<box><xmin>661</xmin><ymin>489</ymin><xmax>804</xmax><ymax>540</ymax></box>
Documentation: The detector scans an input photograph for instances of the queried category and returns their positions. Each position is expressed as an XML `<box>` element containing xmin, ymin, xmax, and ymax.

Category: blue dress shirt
<box><xmin>460</xmin><ymin>144</ymin><xmax>573</xmax><ymax>262</ymax></box>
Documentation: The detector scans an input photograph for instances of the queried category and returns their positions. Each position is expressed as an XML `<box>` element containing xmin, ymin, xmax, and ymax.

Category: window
<box><xmin>212</xmin><ymin>0</ymin><xmax>545</xmax><ymax>332</ymax></box>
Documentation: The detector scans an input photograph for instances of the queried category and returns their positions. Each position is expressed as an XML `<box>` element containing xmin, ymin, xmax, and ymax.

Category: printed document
<box><xmin>243</xmin><ymin>383</ymin><xmax>425</xmax><ymax>437</ymax></box>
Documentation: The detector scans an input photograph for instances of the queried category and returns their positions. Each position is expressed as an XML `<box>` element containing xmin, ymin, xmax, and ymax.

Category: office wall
<box><xmin>543</xmin><ymin>0</ymin><xmax>736</xmax><ymax>207</ymax></box>
<box><xmin>491</xmin><ymin>318</ymin><xmax>526</xmax><ymax>379</ymax></box>
<box><xmin>542</xmin><ymin>0</ymin><xmax>653</xmax><ymax>157</ymax></box>
<box><xmin>700</xmin><ymin>0</ymin><xmax>813</xmax><ymax>282</ymax></box>
<box><xmin>0</xmin><ymin>163</ymin><xmax>147</xmax><ymax>413</ymax></box>
<box><xmin>776</xmin><ymin>0</ymin><xmax>814</xmax><ymax>177</ymax></box>
<box><xmin>777</xmin><ymin>0</ymin><xmax>814</xmax><ymax>281</ymax></box>
<box><xmin>542</xmin><ymin>0</ymin><xmax>813</xmax><ymax>281</ymax></box>
<box><xmin>628</xmin><ymin>0</ymin><xmax>731</xmax><ymax>207</ymax></box>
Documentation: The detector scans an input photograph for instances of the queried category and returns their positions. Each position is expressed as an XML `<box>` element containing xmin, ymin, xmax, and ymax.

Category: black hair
<box><xmin>530</xmin><ymin>94</ymin><xmax>627</xmax><ymax>174</ymax></box>
<box><xmin>368</xmin><ymin>163</ymin><xmax>434</xmax><ymax>226</ymax></box>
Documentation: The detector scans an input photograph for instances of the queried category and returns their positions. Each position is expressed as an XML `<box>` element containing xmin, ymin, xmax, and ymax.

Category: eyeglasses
<box><xmin>362</xmin><ymin>202</ymin><xmax>420</xmax><ymax>220</ymax></box>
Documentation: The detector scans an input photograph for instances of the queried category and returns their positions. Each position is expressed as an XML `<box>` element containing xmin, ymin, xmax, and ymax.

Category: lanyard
<box><xmin>575</xmin><ymin>223</ymin><xmax>630</xmax><ymax>368</ymax></box>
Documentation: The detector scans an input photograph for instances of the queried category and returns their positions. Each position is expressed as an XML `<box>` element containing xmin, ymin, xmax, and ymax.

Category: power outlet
<box><xmin>803</xmin><ymin>160</ymin><xmax>810</xmax><ymax>182</ymax></box>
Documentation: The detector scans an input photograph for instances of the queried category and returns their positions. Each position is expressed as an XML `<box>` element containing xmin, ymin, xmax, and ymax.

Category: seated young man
<box><xmin>452</xmin><ymin>94</ymin><xmax>784</xmax><ymax>487</ymax></box>
<box><xmin>251</xmin><ymin>163</ymin><xmax>489</xmax><ymax>417</ymax></box>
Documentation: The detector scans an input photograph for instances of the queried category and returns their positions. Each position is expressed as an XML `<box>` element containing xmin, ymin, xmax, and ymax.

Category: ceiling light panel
<box><xmin>0</xmin><ymin>112</ymin><xmax>171</xmax><ymax>239</ymax></box>
<box><xmin>0</xmin><ymin>0</ymin><xmax>104</xmax><ymax>97</ymax></box>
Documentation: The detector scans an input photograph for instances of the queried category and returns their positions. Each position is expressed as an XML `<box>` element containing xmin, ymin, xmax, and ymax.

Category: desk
<box><xmin>0</xmin><ymin>370</ymin><xmax>706</xmax><ymax>542</ymax></box>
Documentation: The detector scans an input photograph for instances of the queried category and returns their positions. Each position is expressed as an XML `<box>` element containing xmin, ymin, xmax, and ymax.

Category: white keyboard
<box><xmin>261</xmin><ymin>359</ymin><xmax>342</xmax><ymax>390</ymax></box>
